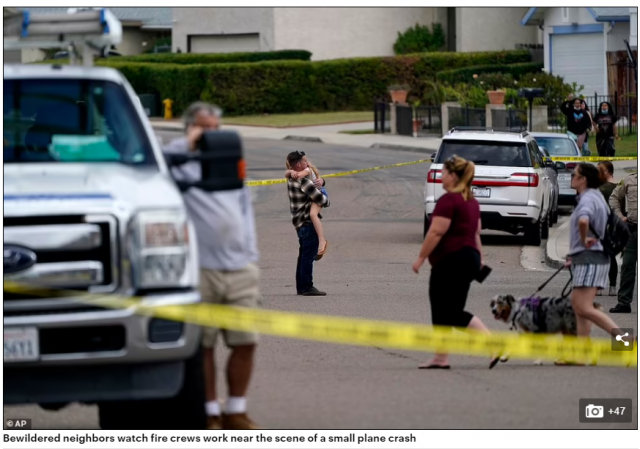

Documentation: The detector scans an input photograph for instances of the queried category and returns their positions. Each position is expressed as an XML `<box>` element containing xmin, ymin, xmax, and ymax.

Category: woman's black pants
<box><xmin>429</xmin><ymin>247</ymin><xmax>481</xmax><ymax>328</ymax></box>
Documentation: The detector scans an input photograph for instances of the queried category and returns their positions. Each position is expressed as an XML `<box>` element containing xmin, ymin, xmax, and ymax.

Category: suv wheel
<box><xmin>98</xmin><ymin>348</ymin><xmax>206</xmax><ymax>430</ymax></box>
<box><xmin>524</xmin><ymin>217</ymin><xmax>542</xmax><ymax>246</ymax></box>
<box><xmin>552</xmin><ymin>203</ymin><xmax>559</xmax><ymax>225</ymax></box>
<box><xmin>541</xmin><ymin>212</ymin><xmax>550</xmax><ymax>240</ymax></box>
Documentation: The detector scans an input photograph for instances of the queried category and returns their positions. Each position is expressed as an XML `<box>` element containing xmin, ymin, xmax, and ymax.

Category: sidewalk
<box><xmin>150</xmin><ymin>119</ymin><xmax>441</xmax><ymax>153</ymax></box>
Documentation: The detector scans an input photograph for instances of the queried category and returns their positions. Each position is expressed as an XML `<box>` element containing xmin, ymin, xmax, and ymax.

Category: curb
<box><xmin>283</xmin><ymin>135</ymin><xmax>324</xmax><ymax>143</ymax></box>
<box><xmin>544</xmin><ymin>219</ymin><xmax>570</xmax><ymax>269</ymax></box>
<box><xmin>370</xmin><ymin>143</ymin><xmax>436</xmax><ymax>154</ymax></box>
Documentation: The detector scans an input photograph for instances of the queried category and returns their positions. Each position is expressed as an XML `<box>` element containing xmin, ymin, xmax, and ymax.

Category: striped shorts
<box><xmin>571</xmin><ymin>263</ymin><xmax>610</xmax><ymax>289</ymax></box>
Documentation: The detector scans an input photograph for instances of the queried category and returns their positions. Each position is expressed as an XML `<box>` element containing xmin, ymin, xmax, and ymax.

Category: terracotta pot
<box><xmin>390</xmin><ymin>89</ymin><xmax>408</xmax><ymax>104</ymax></box>
<box><xmin>487</xmin><ymin>90</ymin><xmax>506</xmax><ymax>105</ymax></box>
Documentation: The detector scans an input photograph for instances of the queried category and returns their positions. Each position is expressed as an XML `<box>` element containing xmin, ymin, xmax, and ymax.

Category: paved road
<box><xmin>5</xmin><ymin>135</ymin><xmax>637</xmax><ymax>429</ymax></box>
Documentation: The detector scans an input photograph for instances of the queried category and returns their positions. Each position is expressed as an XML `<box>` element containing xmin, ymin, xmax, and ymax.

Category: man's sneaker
<box><xmin>596</xmin><ymin>288</ymin><xmax>603</xmax><ymax>296</ymax></box>
<box><xmin>206</xmin><ymin>416</ymin><xmax>223</xmax><ymax>430</ymax></box>
<box><xmin>609</xmin><ymin>304</ymin><xmax>631</xmax><ymax>313</ymax></box>
<box><xmin>609</xmin><ymin>286</ymin><xmax>617</xmax><ymax>296</ymax></box>
<box><xmin>222</xmin><ymin>413</ymin><xmax>262</xmax><ymax>430</ymax></box>
<box><xmin>301</xmin><ymin>287</ymin><xmax>326</xmax><ymax>296</ymax></box>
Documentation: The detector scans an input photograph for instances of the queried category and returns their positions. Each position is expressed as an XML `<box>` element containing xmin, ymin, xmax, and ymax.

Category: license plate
<box><xmin>472</xmin><ymin>187</ymin><xmax>491</xmax><ymax>198</ymax></box>
<box><xmin>4</xmin><ymin>327</ymin><xmax>39</xmax><ymax>363</ymax></box>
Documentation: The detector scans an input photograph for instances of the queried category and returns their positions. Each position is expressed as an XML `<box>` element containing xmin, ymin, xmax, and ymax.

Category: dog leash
<box><xmin>511</xmin><ymin>266</ymin><xmax>573</xmax><ymax>331</ymax></box>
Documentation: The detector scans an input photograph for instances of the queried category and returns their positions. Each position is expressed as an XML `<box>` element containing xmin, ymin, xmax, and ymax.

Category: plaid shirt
<box><xmin>287</xmin><ymin>177</ymin><xmax>329</xmax><ymax>230</ymax></box>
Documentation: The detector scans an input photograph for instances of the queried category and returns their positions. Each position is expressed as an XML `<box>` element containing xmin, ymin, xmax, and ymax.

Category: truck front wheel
<box><xmin>98</xmin><ymin>347</ymin><xmax>206</xmax><ymax>430</ymax></box>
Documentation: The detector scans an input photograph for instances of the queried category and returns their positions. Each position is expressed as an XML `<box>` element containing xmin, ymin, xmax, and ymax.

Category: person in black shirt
<box><xmin>560</xmin><ymin>97</ymin><xmax>593</xmax><ymax>153</ymax></box>
<box><xmin>593</xmin><ymin>101</ymin><xmax>620</xmax><ymax>157</ymax></box>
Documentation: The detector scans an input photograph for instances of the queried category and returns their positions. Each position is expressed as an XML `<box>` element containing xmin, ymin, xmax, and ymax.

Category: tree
<box><xmin>394</xmin><ymin>23</ymin><xmax>446</xmax><ymax>55</ymax></box>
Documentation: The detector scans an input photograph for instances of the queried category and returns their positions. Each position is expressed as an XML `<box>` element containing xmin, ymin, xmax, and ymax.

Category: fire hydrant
<box><xmin>162</xmin><ymin>98</ymin><xmax>173</xmax><ymax>120</ymax></box>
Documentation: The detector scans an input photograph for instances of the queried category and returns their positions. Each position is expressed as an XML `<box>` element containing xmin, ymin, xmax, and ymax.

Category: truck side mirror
<box><xmin>555</xmin><ymin>161</ymin><xmax>566</xmax><ymax>170</ymax></box>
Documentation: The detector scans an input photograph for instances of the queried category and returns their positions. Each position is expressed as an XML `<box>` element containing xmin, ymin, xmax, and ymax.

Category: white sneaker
<box><xmin>609</xmin><ymin>286</ymin><xmax>617</xmax><ymax>296</ymax></box>
<box><xmin>596</xmin><ymin>288</ymin><xmax>603</xmax><ymax>296</ymax></box>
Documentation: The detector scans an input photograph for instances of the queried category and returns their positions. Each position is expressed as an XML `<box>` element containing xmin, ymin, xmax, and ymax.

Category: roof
<box><xmin>20</xmin><ymin>7</ymin><xmax>172</xmax><ymax>29</ymax></box>
<box><xmin>3</xmin><ymin>64</ymin><xmax>126</xmax><ymax>83</ymax></box>
<box><xmin>443</xmin><ymin>130</ymin><xmax>530</xmax><ymax>142</ymax></box>
<box><xmin>521</xmin><ymin>7</ymin><xmax>631</xmax><ymax>26</ymax></box>
<box><xmin>530</xmin><ymin>132</ymin><xmax>574</xmax><ymax>139</ymax></box>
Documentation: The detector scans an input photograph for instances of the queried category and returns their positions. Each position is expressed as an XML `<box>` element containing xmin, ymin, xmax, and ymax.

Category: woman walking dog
<box><xmin>412</xmin><ymin>155</ymin><xmax>499</xmax><ymax>370</ymax></box>
<box><xmin>562</xmin><ymin>163</ymin><xmax>626</xmax><ymax>365</ymax></box>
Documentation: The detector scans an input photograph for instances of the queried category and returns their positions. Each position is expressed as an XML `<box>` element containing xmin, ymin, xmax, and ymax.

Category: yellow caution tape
<box><xmin>4</xmin><ymin>281</ymin><xmax>636</xmax><ymax>367</ymax></box>
<box><xmin>551</xmin><ymin>156</ymin><xmax>638</xmax><ymax>162</ymax></box>
<box><xmin>244</xmin><ymin>159</ymin><xmax>432</xmax><ymax>187</ymax></box>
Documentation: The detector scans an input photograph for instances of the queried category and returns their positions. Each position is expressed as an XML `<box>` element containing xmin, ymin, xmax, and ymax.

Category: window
<box><xmin>533</xmin><ymin>136</ymin><xmax>579</xmax><ymax>156</ymax></box>
<box><xmin>527</xmin><ymin>141</ymin><xmax>543</xmax><ymax>168</ymax></box>
<box><xmin>4</xmin><ymin>79</ymin><xmax>156</xmax><ymax>166</ymax></box>
<box><xmin>436</xmin><ymin>140</ymin><xmax>531</xmax><ymax>167</ymax></box>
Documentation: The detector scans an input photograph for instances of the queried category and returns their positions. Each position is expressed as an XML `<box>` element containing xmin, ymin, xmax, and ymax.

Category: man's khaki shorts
<box><xmin>199</xmin><ymin>263</ymin><xmax>260</xmax><ymax>348</ymax></box>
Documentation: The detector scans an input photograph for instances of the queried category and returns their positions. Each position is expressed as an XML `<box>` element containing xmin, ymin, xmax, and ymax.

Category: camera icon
<box><xmin>585</xmin><ymin>404</ymin><xmax>604</xmax><ymax>418</ymax></box>
<box><xmin>6</xmin><ymin>420</ymin><xmax>14</xmax><ymax>427</ymax></box>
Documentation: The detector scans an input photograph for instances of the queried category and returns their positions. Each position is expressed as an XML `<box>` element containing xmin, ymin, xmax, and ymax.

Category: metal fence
<box><xmin>374</xmin><ymin>101</ymin><xmax>391</xmax><ymax>134</ymax></box>
<box><xmin>547</xmin><ymin>93</ymin><xmax>637</xmax><ymax>136</ymax></box>
<box><xmin>396</xmin><ymin>104</ymin><xmax>413</xmax><ymax>136</ymax></box>
<box><xmin>448</xmin><ymin>105</ymin><xmax>486</xmax><ymax>128</ymax></box>
<box><xmin>415</xmin><ymin>105</ymin><xmax>442</xmax><ymax>137</ymax></box>
<box><xmin>491</xmin><ymin>108</ymin><xmax>528</xmax><ymax>129</ymax></box>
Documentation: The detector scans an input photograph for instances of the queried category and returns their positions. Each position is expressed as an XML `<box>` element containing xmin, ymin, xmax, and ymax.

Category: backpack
<box><xmin>589</xmin><ymin>196</ymin><xmax>631</xmax><ymax>256</ymax></box>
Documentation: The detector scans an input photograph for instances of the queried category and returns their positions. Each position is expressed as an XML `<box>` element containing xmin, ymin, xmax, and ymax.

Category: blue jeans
<box><xmin>296</xmin><ymin>224</ymin><xmax>319</xmax><ymax>293</ymax></box>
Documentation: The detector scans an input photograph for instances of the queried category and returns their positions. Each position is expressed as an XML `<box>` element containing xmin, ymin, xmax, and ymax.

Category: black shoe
<box><xmin>609</xmin><ymin>304</ymin><xmax>632</xmax><ymax>313</ymax></box>
<box><xmin>301</xmin><ymin>287</ymin><xmax>326</xmax><ymax>296</ymax></box>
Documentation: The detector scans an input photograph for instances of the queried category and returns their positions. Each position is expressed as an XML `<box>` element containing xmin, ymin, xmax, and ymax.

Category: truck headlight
<box><xmin>130</xmin><ymin>210</ymin><xmax>191</xmax><ymax>289</ymax></box>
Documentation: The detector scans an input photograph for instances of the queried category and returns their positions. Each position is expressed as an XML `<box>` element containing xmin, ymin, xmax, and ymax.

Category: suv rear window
<box><xmin>4</xmin><ymin>79</ymin><xmax>156</xmax><ymax>166</ymax></box>
<box><xmin>436</xmin><ymin>139</ymin><xmax>531</xmax><ymax>167</ymax></box>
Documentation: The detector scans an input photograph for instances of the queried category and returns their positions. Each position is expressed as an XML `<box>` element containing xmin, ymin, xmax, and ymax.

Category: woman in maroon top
<box><xmin>413</xmin><ymin>156</ymin><xmax>498</xmax><ymax>369</ymax></box>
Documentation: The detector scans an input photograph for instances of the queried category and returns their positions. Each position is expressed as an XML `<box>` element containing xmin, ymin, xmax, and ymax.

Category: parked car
<box><xmin>425</xmin><ymin>128</ymin><xmax>553</xmax><ymax>246</ymax></box>
<box><xmin>531</xmin><ymin>132</ymin><xmax>581</xmax><ymax>207</ymax></box>
<box><xmin>537</xmin><ymin>145</ymin><xmax>560</xmax><ymax>225</ymax></box>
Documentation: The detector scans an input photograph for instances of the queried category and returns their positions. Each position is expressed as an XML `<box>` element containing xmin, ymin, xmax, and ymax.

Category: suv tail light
<box><xmin>427</xmin><ymin>169</ymin><xmax>442</xmax><ymax>183</ymax></box>
<box><xmin>473</xmin><ymin>173</ymin><xmax>539</xmax><ymax>187</ymax></box>
<box><xmin>566</xmin><ymin>163</ymin><xmax>577</xmax><ymax>170</ymax></box>
<box><xmin>511</xmin><ymin>172</ymin><xmax>539</xmax><ymax>187</ymax></box>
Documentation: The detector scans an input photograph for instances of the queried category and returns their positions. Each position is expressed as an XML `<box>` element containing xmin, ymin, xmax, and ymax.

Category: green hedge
<box><xmin>113</xmin><ymin>49</ymin><xmax>313</xmax><ymax>64</ymax></box>
<box><xmin>435</xmin><ymin>62</ymin><xmax>543</xmax><ymax>85</ymax></box>
<box><xmin>100</xmin><ymin>50</ymin><xmax>532</xmax><ymax>116</ymax></box>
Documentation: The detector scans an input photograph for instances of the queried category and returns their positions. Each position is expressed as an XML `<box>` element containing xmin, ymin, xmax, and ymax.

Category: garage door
<box><xmin>551</xmin><ymin>33</ymin><xmax>605</xmax><ymax>97</ymax></box>
<box><xmin>189</xmin><ymin>34</ymin><xmax>260</xmax><ymax>54</ymax></box>
<box><xmin>4</xmin><ymin>50</ymin><xmax>21</xmax><ymax>63</ymax></box>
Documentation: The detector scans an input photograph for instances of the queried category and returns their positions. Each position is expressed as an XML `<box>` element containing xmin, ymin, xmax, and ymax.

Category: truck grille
<box><xmin>4</xmin><ymin>214</ymin><xmax>118</xmax><ymax>301</ymax></box>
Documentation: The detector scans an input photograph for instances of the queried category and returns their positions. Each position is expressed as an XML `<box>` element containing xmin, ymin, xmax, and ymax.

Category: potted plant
<box><xmin>388</xmin><ymin>84</ymin><xmax>410</xmax><ymax>104</ymax></box>
<box><xmin>487</xmin><ymin>89</ymin><xmax>506</xmax><ymax>105</ymax></box>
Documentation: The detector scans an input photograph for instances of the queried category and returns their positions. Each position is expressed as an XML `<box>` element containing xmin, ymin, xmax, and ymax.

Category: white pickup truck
<box><xmin>4</xmin><ymin>9</ymin><xmax>206</xmax><ymax>429</ymax></box>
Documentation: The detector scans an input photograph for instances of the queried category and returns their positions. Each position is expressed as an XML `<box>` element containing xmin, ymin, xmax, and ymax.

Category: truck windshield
<box><xmin>436</xmin><ymin>140</ymin><xmax>530</xmax><ymax>167</ymax></box>
<box><xmin>4</xmin><ymin>79</ymin><xmax>156</xmax><ymax>165</ymax></box>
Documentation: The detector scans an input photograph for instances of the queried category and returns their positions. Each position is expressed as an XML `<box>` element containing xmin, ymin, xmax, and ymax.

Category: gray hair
<box><xmin>182</xmin><ymin>102</ymin><xmax>223</xmax><ymax>131</ymax></box>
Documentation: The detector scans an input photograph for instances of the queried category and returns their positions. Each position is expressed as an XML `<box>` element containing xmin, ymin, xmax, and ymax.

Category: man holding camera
<box><xmin>609</xmin><ymin>172</ymin><xmax>638</xmax><ymax>314</ymax></box>
<box><xmin>163</xmin><ymin>102</ymin><xmax>261</xmax><ymax>430</ymax></box>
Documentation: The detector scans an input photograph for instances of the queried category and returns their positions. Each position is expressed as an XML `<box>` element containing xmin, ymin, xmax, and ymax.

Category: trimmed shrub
<box><xmin>435</xmin><ymin>62</ymin><xmax>543</xmax><ymax>85</ymax></box>
<box><xmin>91</xmin><ymin>50</ymin><xmax>531</xmax><ymax>116</ymax></box>
<box><xmin>394</xmin><ymin>23</ymin><xmax>446</xmax><ymax>55</ymax></box>
<box><xmin>113</xmin><ymin>49</ymin><xmax>312</xmax><ymax>64</ymax></box>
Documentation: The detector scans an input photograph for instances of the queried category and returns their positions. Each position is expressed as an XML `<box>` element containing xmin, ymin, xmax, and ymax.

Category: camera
<box><xmin>585</xmin><ymin>404</ymin><xmax>604</xmax><ymax>418</ymax></box>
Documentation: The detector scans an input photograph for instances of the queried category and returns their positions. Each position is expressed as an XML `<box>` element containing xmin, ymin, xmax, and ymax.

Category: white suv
<box><xmin>424</xmin><ymin>128</ymin><xmax>553</xmax><ymax>246</ymax></box>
